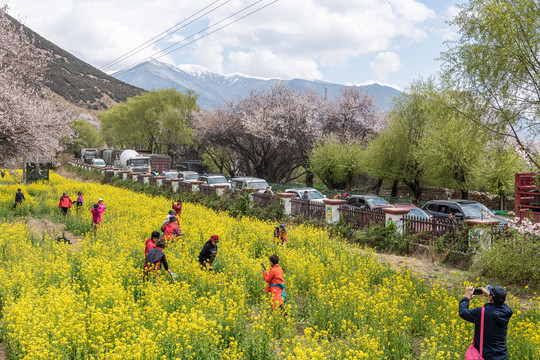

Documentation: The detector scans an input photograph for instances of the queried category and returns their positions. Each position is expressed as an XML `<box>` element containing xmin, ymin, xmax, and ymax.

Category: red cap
<box><xmin>210</xmin><ymin>234</ymin><xmax>219</xmax><ymax>241</ymax></box>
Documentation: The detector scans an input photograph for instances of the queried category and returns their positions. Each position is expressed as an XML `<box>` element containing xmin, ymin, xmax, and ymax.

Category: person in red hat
<box><xmin>198</xmin><ymin>235</ymin><xmax>219</xmax><ymax>271</ymax></box>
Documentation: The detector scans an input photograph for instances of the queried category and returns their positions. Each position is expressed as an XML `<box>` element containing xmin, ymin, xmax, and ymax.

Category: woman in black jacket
<box><xmin>198</xmin><ymin>235</ymin><xmax>219</xmax><ymax>270</ymax></box>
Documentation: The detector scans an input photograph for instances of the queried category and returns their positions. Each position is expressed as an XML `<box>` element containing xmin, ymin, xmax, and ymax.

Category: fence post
<box><xmin>191</xmin><ymin>181</ymin><xmax>204</xmax><ymax>192</ymax></box>
<box><xmin>170</xmin><ymin>179</ymin><xmax>181</xmax><ymax>192</ymax></box>
<box><xmin>155</xmin><ymin>176</ymin><xmax>166</xmax><ymax>187</ymax></box>
<box><xmin>381</xmin><ymin>207</ymin><xmax>411</xmax><ymax>234</ymax></box>
<box><xmin>322</xmin><ymin>199</ymin><xmax>347</xmax><ymax>224</ymax></box>
<box><xmin>214</xmin><ymin>185</ymin><xmax>229</xmax><ymax>196</ymax></box>
<box><xmin>465</xmin><ymin>219</ymin><xmax>500</xmax><ymax>250</ymax></box>
<box><xmin>141</xmin><ymin>174</ymin><xmax>152</xmax><ymax>185</ymax></box>
<box><xmin>121</xmin><ymin>171</ymin><xmax>130</xmax><ymax>180</ymax></box>
<box><xmin>278</xmin><ymin>193</ymin><xmax>296</xmax><ymax>215</ymax></box>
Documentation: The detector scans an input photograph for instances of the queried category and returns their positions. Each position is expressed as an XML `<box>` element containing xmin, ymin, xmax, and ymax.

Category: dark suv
<box><xmin>421</xmin><ymin>200</ymin><xmax>507</xmax><ymax>226</ymax></box>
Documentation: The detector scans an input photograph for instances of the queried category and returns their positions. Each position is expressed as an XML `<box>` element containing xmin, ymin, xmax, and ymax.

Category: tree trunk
<box><xmin>462</xmin><ymin>190</ymin><xmax>469</xmax><ymax>200</ymax></box>
<box><xmin>404</xmin><ymin>179</ymin><xmax>422</xmax><ymax>205</ymax></box>
<box><xmin>305</xmin><ymin>170</ymin><xmax>314</xmax><ymax>187</ymax></box>
<box><xmin>374</xmin><ymin>178</ymin><xmax>383</xmax><ymax>195</ymax></box>
<box><xmin>391</xmin><ymin>179</ymin><xmax>398</xmax><ymax>197</ymax></box>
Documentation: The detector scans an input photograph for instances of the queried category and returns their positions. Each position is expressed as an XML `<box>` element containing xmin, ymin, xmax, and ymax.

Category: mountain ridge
<box><xmin>113</xmin><ymin>59</ymin><xmax>401</xmax><ymax>111</ymax></box>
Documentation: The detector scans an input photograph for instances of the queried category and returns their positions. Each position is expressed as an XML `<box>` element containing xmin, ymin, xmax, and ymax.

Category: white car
<box><xmin>230</xmin><ymin>177</ymin><xmax>271</xmax><ymax>193</ymax></box>
<box><xmin>91</xmin><ymin>158</ymin><xmax>106</xmax><ymax>168</ymax></box>
<box><xmin>178</xmin><ymin>171</ymin><xmax>199</xmax><ymax>183</ymax></box>
<box><xmin>199</xmin><ymin>175</ymin><xmax>231</xmax><ymax>188</ymax></box>
<box><xmin>285</xmin><ymin>188</ymin><xmax>327</xmax><ymax>204</ymax></box>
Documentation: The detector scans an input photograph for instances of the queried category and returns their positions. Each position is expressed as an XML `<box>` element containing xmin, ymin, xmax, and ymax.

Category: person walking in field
<box><xmin>145</xmin><ymin>231</ymin><xmax>160</xmax><ymax>257</ymax></box>
<box><xmin>143</xmin><ymin>239</ymin><xmax>177</xmax><ymax>281</ymax></box>
<box><xmin>14</xmin><ymin>188</ymin><xmax>25</xmax><ymax>208</ymax></box>
<box><xmin>198</xmin><ymin>235</ymin><xmax>219</xmax><ymax>271</ymax></box>
<box><xmin>459</xmin><ymin>285</ymin><xmax>513</xmax><ymax>360</ymax></box>
<box><xmin>275</xmin><ymin>224</ymin><xmax>287</xmax><ymax>245</ymax></box>
<box><xmin>58</xmin><ymin>192</ymin><xmax>72</xmax><ymax>216</ymax></box>
<box><xmin>172</xmin><ymin>197</ymin><xmax>182</xmax><ymax>218</ymax></box>
<box><xmin>161</xmin><ymin>216</ymin><xmax>180</xmax><ymax>241</ymax></box>
<box><xmin>262</xmin><ymin>254</ymin><xmax>286</xmax><ymax>310</ymax></box>
<box><xmin>91</xmin><ymin>203</ymin><xmax>106</xmax><ymax>233</ymax></box>
<box><xmin>97</xmin><ymin>198</ymin><xmax>106</xmax><ymax>215</ymax></box>
<box><xmin>76</xmin><ymin>191</ymin><xmax>84</xmax><ymax>210</ymax></box>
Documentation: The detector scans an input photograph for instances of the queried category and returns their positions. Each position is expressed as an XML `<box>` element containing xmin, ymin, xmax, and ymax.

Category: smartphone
<box><xmin>261</xmin><ymin>263</ymin><xmax>266</xmax><ymax>271</ymax></box>
<box><xmin>473</xmin><ymin>288</ymin><xmax>483</xmax><ymax>295</ymax></box>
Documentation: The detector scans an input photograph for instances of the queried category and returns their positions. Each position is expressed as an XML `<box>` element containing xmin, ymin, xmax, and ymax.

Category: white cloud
<box><xmin>227</xmin><ymin>49</ymin><xmax>322</xmax><ymax>80</ymax></box>
<box><xmin>6</xmin><ymin>0</ymin><xmax>440</xmax><ymax>80</ymax></box>
<box><xmin>370</xmin><ymin>51</ymin><xmax>402</xmax><ymax>78</ymax></box>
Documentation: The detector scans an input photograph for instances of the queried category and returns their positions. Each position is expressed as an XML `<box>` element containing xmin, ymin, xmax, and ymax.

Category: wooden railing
<box><xmin>338</xmin><ymin>206</ymin><xmax>385</xmax><ymax>230</ymax></box>
<box><xmin>200</xmin><ymin>184</ymin><xmax>216</xmax><ymax>196</ymax></box>
<box><xmin>402</xmin><ymin>215</ymin><xmax>467</xmax><ymax>249</ymax></box>
<box><xmin>252</xmin><ymin>193</ymin><xmax>282</xmax><ymax>207</ymax></box>
<box><xmin>290</xmin><ymin>199</ymin><xmax>326</xmax><ymax>221</ymax></box>
<box><xmin>177</xmin><ymin>182</ymin><xmax>192</xmax><ymax>193</ymax></box>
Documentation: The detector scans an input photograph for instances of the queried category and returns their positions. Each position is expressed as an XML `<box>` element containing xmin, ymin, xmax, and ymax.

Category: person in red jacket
<box><xmin>145</xmin><ymin>231</ymin><xmax>160</xmax><ymax>257</ymax></box>
<box><xmin>161</xmin><ymin>216</ymin><xmax>180</xmax><ymax>241</ymax></box>
<box><xmin>58</xmin><ymin>192</ymin><xmax>72</xmax><ymax>216</ymax></box>
<box><xmin>143</xmin><ymin>239</ymin><xmax>177</xmax><ymax>282</ymax></box>
<box><xmin>172</xmin><ymin>197</ymin><xmax>182</xmax><ymax>218</ymax></box>
<box><xmin>263</xmin><ymin>254</ymin><xmax>286</xmax><ymax>310</ymax></box>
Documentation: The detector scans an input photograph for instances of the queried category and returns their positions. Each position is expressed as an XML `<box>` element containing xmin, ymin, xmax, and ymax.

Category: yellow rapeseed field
<box><xmin>0</xmin><ymin>172</ymin><xmax>538</xmax><ymax>359</ymax></box>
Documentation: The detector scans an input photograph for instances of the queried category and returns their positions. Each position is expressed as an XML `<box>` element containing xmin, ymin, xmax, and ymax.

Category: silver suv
<box><xmin>230</xmin><ymin>177</ymin><xmax>270</xmax><ymax>193</ymax></box>
<box><xmin>199</xmin><ymin>174</ymin><xmax>230</xmax><ymax>188</ymax></box>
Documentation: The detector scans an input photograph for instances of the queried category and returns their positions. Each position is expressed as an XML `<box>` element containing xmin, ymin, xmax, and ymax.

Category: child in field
<box><xmin>172</xmin><ymin>197</ymin><xmax>182</xmax><ymax>218</ymax></box>
<box><xmin>145</xmin><ymin>231</ymin><xmax>160</xmax><ymax>257</ymax></box>
<box><xmin>76</xmin><ymin>191</ymin><xmax>83</xmax><ymax>209</ymax></box>
<box><xmin>14</xmin><ymin>188</ymin><xmax>25</xmax><ymax>208</ymax></box>
<box><xmin>91</xmin><ymin>202</ymin><xmax>106</xmax><ymax>233</ymax></box>
<box><xmin>161</xmin><ymin>216</ymin><xmax>180</xmax><ymax>241</ymax></box>
<box><xmin>274</xmin><ymin>224</ymin><xmax>287</xmax><ymax>245</ymax></box>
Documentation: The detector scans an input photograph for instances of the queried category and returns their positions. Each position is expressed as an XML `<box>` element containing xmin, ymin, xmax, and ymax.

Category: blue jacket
<box><xmin>459</xmin><ymin>297</ymin><xmax>513</xmax><ymax>360</ymax></box>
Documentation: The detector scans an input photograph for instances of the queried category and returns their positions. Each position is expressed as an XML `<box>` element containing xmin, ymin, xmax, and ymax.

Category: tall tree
<box><xmin>99</xmin><ymin>89</ymin><xmax>197</xmax><ymax>163</ymax></box>
<box><xmin>441</xmin><ymin>0</ymin><xmax>540</xmax><ymax>168</ymax></box>
<box><xmin>365</xmin><ymin>79</ymin><xmax>435</xmax><ymax>201</ymax></box>
<box><xmin>62</xmin><ymin>119</ymin><xmax>104</xmax><ymax>157</ymax></box>
<box><xmin>0</xmin><ymin>6</ymin><xmax>68</xmax><ymax>165</ymax></box>
<box><xmin>195</xmin><ymin>83</ymin><xmax>325</xmax><ymax>183</ymax></box>
<box><xmin>310</xmin><ymin>136</ymin><xmax>364</xmax><ymax>190</ymax></box>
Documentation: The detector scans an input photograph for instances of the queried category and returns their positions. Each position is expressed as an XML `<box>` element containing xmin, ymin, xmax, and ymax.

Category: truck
<box><xmin>119</xmin><ymin>150</ymin><xmax>151</xmax><ymax>173</ymax></box>
<box><xmin>80</xmin><ymin>148</ymin><xmax>98</xmax><ymax>165</ymax></box>
<box><xmin>103</xmin><ymin>150</ymin><xmax>123</xmax><ymax>166</ymax></box>
<box><xmin>148</xmin><ymin>154</ymin><xmax>171</xmax><ymax>173</ymax></box>
<box><xmin>176</xmin><ymin>160</ymin><xmax>204</xmax><ymax>173</ymax></box>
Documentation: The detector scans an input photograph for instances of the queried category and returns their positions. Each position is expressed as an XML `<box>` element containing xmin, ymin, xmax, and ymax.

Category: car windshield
<box><xmin>93</xmin><ymin>160</ymin><xmax>104</xmax><ymax>165</ymax></box>
<box><xmin>130</xmin><ymin>159</ymin><xmax>149</xmax><ymax>167</ymax></box>
<box><xmin>208</xmin><ymin>176</ymin><xmax>227</xmax><ymax>184</ymax></box>
<box><xmin>306</xmin><ymin>190</ymin><xmax>325</xmax><ymax>199</ymax></box>
<box><xmin>365</xmin><ymin>197</ymin><xmax>389</xmax><ymax>206</ymax></box>
<box><xmin>166</xmin><ymin>173</ymin><xmax>178</xmax><ymax>179</ymax></box>
<box><xmin>247</xmin><ymin>180</ymin><xmax>268</xmax><ymax>189</ymax></box>
<box><xmin>408</xmin><ymin>208</ymin><xmax>430</xmax><ymax>219</ymax></box>
<box><xmin>460</xmin><ymin>203</ymin><xmax>494</xmax><ymax>219</ymax></box>
<box><xmin>184</xmin><ymin>173</ymin><xmax>198</xmax><ymax>181</ymax></box>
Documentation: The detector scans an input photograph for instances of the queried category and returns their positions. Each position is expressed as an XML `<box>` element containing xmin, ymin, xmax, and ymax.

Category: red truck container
<box><xmin>149</xmin><ymin>154</ymin><xmax>171</xmax><ymax>173</ymax></box>
<box><xmin>515</xmin><ymin>173</ymin><xmax>540</xmax><ymax>222</ymax></box>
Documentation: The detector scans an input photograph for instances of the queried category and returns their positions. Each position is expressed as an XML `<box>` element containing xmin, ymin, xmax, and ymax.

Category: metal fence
<box><xmin>252</xmin><ymin>193</ymin><xmax>282</xmax><ymax>207</ymax></box>
<box><xmin>338</xmin><ymin>205</ymin><xmax>386</xmax><ymax>230</ymax></box>
<box><xmin>290</xmin><ymin>199</ymin><xmax>326</xmax><ymax>221</ymax></box>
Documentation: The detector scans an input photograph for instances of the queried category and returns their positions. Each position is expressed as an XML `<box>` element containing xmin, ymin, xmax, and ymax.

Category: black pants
<box><xmin>61</xmin><ymin>207</ymin><xmax>69</xmax><ymax>216</ymax></box>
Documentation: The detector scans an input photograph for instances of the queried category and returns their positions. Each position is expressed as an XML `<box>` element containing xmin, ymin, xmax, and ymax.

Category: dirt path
<box><xmin>27</xmin><ymin>216</ymin><xmax>84</xmax><ymax>252</ymax></box>
<box><xmin>0</xmin><ymin>325</ymin><xmax>6</xmax><ymax>360</ymax></box>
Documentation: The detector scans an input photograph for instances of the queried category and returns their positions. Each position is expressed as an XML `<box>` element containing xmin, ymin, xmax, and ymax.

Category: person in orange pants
<box><xmin>262</xmin><ymin>254</ymin><xmax>286</xmax><ymax>310</ymax></box>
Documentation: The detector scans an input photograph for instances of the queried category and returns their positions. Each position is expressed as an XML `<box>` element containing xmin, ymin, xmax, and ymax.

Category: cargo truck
<box><xmin>148</xmin><ymin>154</ymin><xmax>171</xmax><ymax>173</ymax></box>
<box><xmin>119</xmin><ymin>150</ymin><xmax>151</xmax><ymax>173</ymax></box>
<box><xmin>80</xmin><ymin>148</ymin><xmax>98</xmax><ymax>165</ymax></box>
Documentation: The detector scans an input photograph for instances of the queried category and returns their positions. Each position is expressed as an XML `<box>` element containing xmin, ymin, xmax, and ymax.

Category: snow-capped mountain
<box><xmin>112</xmin><ymin>60</ymin><xmax>401</xmax><ymax>111</ymax></box>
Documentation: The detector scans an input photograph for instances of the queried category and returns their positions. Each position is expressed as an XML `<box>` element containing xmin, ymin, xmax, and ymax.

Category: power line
<box><xmin>99</xmin><ymin>0</ymin><xmax>230</xmax><ymax>71</ymax></box>
<box><xmin>113</xmin><ymin>0</ymin><xmax>279</xmax><ymax>78</ymax></box>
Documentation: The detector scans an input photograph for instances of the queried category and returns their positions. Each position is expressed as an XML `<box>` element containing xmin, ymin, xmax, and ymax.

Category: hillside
<box><xmin>16</xmin><ymin>16</ymin><xmax>144</xmax><ymax>111</ymax></box>
<box><xmin>113</xmin><ymin>60</ymin><xmax>402</xmax><ymax>111</ymax></box>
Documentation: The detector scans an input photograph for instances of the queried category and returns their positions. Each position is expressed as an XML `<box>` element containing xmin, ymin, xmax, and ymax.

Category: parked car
<box><xmin>421</xmin><ymin>200</ymin><xmax>508</xmax><ymax>226</ymax></box>
<box><xmin>159</xmin><ymin>171</ymin><xmax>179</xmax><ymax>180</ymax></box>
<box><xmin>345</xmin><ymin>195</ymin><xmax>391</xmax><ymax>211</ymax></box>
<box><xmin>230</xmin><ymin>177</ymin><xmax>270</xmax><ymax>193</ymax></box>
<box><xmin>285</xmin><ymin>188</ymin><xmax>326</xmax><ymax>204</ymax></box>
<box><xmin>91</xmin><ymin>158</ymin><xmax>106</xmax><ymax>168</ymax></box>
<box><xmin>178</xmin><ymin>171</ymin><xmax>199</xmax><ymax>183</ymax></box>
<box><xmin>199</xmin><ymin>174</ymin><xmax>230</xmax><ymax>188</ymax></box>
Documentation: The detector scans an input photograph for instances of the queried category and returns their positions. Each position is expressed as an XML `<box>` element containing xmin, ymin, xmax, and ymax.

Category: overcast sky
<box><xmin>6</xmin><ymin>0</ymin><xmax>466</xmax><ymax>89</ymax></box>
